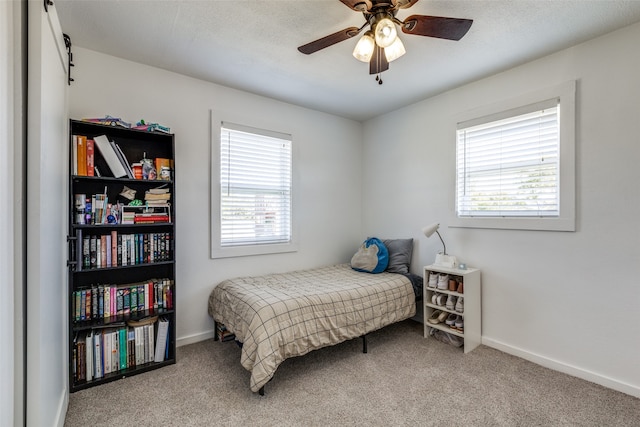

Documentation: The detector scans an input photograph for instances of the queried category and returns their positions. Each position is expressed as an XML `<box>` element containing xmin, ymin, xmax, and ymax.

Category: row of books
<box><xmin>216</xmin><ymin>323</ymin><xmax>236</xmax><ymax>342</ymax></box>
<box><xmin>72</xmin><ymin>135</ymin><xmax>95</xmax><ymax>177</ymax></box>
<box><xmin>72</xmin><ymin>317</ymin><xmax>170</xmax><ymax>383</ymax></box>
<box><xmin>73</xmin><ymin>132</ymin><xmax>173</xmax><ymax>180</ymax></box>
<box><xmin>73</xmin><ymin>134</ymin><xmax>131</xmax><ymax>178</ymax></box>
<box><xmin>72</xmin><ymin>279</ymin><xmax>173</xmax><ymax>323</ymax></box>
<box><xmin>79</xmin><ymin>230</ymin><xmax>172</xmax><ymax>270</ymax></box>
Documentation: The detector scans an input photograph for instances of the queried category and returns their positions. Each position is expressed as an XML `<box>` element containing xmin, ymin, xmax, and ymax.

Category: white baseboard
<box><xmin>482</xmin><ymin>337</ymin><xmax>640</xmax><ymax>399</ymax></box>
<box><xmin>176</xmin><ymin>329</ymin><xmax>215</xmax><ymax>347</ymax></box>
<box><xmin>55</xmin><ymin>388</ymin><xmax>68</xmax><ymax>427</ymax></box>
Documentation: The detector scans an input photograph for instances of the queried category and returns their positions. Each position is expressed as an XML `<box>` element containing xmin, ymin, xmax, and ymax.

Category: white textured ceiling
<box><xmin>54</xmin><ymin>0</ymin><xmax>640</xmax><ymax>121</ymax></box>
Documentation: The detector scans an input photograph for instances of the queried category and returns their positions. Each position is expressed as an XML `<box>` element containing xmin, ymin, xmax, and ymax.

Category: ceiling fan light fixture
<box><xmin>374</xmin><ymin>17</ymin><xmax>397</xmax><ymax>48</ymax></box>
<box><xmin>384</xmin><ymin>36</ymin><xmax>406</xmax><ymax>62</ymax></box>
<box><xmin>352</xmin><ymin>31</ymin><xmax>375</xmax><ymax>62</ymax></box>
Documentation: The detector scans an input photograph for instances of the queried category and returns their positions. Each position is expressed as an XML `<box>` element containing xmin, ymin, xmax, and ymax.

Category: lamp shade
<box><xmin>352</xmin><ymin>32</ymin><xmax>375</xmax><ymax>62</ymax></box>
<box><xmin>422</xmin><ymin>223</ymin><xmax>440</xmax><ymax>238</ymax></box>
<box><xmin>374</xmin><ymin>17</ymin><xmax>397</xmax><ymax>48</ymax></box>
<box><xmin>384</xmin><ymin>36</ymin><xmax>405</xmax><ymax>62</ymax></box>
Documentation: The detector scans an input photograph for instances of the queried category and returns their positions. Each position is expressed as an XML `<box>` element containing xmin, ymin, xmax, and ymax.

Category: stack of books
<box><xmin>216</xmin><ymin>323</ymin><xmax>235</xmax><ymax>342</ymax></box>
<box><xmin>145</xmin><ymin>187</ymin><xmax>171</xmax><ymax>206</ymax></box>
<box><xmin>120</xmin><ymin>205</ymin><xmax>171</xmax><ymax>224</ymax></box>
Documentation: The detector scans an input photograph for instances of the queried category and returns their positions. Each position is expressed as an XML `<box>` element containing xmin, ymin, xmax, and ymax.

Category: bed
<box><xmin>208</xmin><ymin>239</ymin><xmax>420</xmax><ymax>394</ymax></box>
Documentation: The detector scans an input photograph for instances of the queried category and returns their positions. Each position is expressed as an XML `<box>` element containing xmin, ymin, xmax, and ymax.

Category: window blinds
<box><xmin>220</xmin><ymin>123</ymin><xmax>292</xmax><ymax>246</ymax></box>
<box><xmin>456</xmin><ymin>99</ymin><xmax>560</xmax><ymax>217</ymax></box>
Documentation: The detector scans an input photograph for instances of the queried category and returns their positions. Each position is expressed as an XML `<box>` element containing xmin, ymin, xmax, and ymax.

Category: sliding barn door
<box><xmin>26</xmin><ymin>1</ymin><xmax>69</xmax><ymax>426</ymax></box>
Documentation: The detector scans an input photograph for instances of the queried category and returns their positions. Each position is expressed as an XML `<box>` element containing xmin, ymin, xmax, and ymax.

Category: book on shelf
<box><xmin>94</xmin><ymin>135</ymin><xmax>128</xmax><ymax>178</ymax></box>
<box><xmin>144</xmin><ymin>193</ymin><xmax>171</xmax><ymax>201</ymax></box>
<box><xmin>154</xmin><ymin>317</ymin><xmax>170</xmax><ymax>362</ymax></box>
<box><xmin>72</xmin><ymin>135</ymin><xmax>78</xmax><ymax>175</ymax></box>
<box><xmin>93</xmin><ymin>333</ymin><xmax>103</xmax><ymax>379</ymax></box>
<box><xmin>86</xmin><ymin>139</ymin><xmax>95</xmax><ymax>177</ymax></box>
<box><xmin>85</xmin><ymin>331</ymin><xmax>93</xmax><ymax>381</ymax></box>
<box><xmin>77</xmin><ymin>135</ymin><xmax>87</xmax><ymax>176</ymax></box>
<box><xmin>113</xmin><ymin>142</ymin><xmax>134</xmax><ymax>179</ymax></box>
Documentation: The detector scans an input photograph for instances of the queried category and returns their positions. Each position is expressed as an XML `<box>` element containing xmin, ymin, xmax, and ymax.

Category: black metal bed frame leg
<box><xmin>362</xmin><ymin>334</ymin><xmax>368</xmax><ymax>353</ymax></box>
<box><xmin>258</xmin><ymin>386</ymin><xmax>265</xmax><ymax>396</ymax></box>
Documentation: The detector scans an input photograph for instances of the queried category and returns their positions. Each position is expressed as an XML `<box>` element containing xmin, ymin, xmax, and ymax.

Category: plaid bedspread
<box><xmin>208</xmin><ymin>263</ymin><xmax>416</xmax><ymax>392</ymax></box>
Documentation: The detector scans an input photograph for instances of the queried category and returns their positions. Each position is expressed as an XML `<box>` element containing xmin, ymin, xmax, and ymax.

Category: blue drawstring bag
<box><xmin>350</xmin><ymin>237</ymin><xmax>389</xmax><ymax>274</ymax></box>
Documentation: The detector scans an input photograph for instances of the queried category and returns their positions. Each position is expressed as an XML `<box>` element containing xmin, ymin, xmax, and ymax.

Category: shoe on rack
<box><xmin>427</xmin><ymin>310</ymin><xmax>448</xmax><ymax>324</ymax></box>
<box><xmin>455</xmin><ymin>297</ymin><xmax>464</xmax><ymax>313</ymax></box>
<box><xmin>431</xmin><ymin>293</ymin><xmax>438</xmax><ymax>305</ymax></box>
<box><xmin>436</xmin><ymin>293</ymin><xmax>447</xmax><ymax>306</ymax></box>
<box><xmin>454</xmin><ymin>315</ymin><xmax>464</xmax><ymax>332</ymax></box>
<box><xmin>427</xmin><ymin>310</ymin><xmax>442</xmax><ymax>324</ymax></box>
<box><xmin>428</xmin><ymin>272</ymin><xmax>438</xmax><ymax>288</ymax></box>
<box><xmin>457</xmin><ymin>281</ymin><xmax>464</xmax><ymax>294</ymax></box>
<box><xmin>437</xmin><ymin>273</ymin><xmax>449</xmax><ymax>290</ymax></box>
<box><xmin>445</xmin><ymin>313</ymin><xmax>457</xmax><ymax>326</ymax></box>
<box><xmin>449</xmin><ymin>279</ymin><xmax>457</xmax><ymax>291</ymax></box>
<box><xmin>446</xmin><ymin>294</ymin><xmax>457</xmax><ymax>311</ymax></box>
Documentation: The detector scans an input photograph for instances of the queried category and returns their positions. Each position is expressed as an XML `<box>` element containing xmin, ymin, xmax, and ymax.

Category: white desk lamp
<box><xmin>422</xmin><ymin>223</ymin><xmax>457</xmax><ymax>268</ymax></box>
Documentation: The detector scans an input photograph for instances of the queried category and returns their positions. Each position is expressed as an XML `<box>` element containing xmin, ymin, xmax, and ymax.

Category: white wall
<box><xmin>362</xmin><ymin>22</ymin><xmax>640</xmax><ymax>397</ymax></box>
<box><xmin>1</xmin><ymin>1</ymin><xmax>17</xmax><ymax>424</ymax></box>
<box><xmin>68</xmin><ymin>48</ymin><xmax>364</xmax><ymax>344</ymax></box>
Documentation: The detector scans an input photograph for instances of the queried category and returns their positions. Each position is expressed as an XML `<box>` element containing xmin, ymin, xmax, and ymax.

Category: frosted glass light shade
<box><xmin>374</xmin><ymin>18</ymin><xmax>397</xmax><ymax>48</ymax></box>
<box><xmin>352</xmin><ymin>32</ymin><xmax>375</xmax><ymax>62</ymax></box>
<box><xmin>384</xmin><ymin>37</ymin><xmax>406</xmax><ymax>62</ymax></box>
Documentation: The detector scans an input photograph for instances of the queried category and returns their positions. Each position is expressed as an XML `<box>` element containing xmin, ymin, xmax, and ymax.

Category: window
<box><xmin>452</xmin><ymin>81</ymin><xmax>575</xmax><ymax>231</ymax></box>
<box><xmin>212</xmin><ymin>121</ymin><xmax>295</xmax><ymax>258</ymax></box>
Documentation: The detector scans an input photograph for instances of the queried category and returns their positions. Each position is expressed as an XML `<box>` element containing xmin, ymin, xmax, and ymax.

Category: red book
<box><xmin>134</xmin><ymin>215</ymin><xmax>169</xmax><ymax>224</ymax></box>
<box><xmin>86</xmin><ymin>139</ymin><xmax>95</xmax><ymax>176</ymax></box>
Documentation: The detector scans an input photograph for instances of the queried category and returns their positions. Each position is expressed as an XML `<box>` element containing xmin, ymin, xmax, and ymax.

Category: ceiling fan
<box><xmin>297</xmin><ymin>0</ymin><xmax>473</xmax><ymax>83</ymax></box>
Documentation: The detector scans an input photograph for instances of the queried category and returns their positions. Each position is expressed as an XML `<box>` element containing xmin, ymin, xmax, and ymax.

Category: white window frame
<box><xmin>211</xmin><ymin>113</ymin><xmax>298</xmax><ymax>258</ymax></box>
<box><xmin>450</xmin><ymin>80</ymin><xmax>576</xmax><ymax>231</ymax></box>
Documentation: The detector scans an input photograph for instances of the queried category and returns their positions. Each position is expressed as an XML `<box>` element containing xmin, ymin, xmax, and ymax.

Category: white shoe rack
<box><xmin>423</xmin><ymin>264</ymin><xmax>481</xmax><ymax>353</ymax></box>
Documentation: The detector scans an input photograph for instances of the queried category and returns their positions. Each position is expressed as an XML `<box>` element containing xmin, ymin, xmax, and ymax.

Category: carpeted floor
<box><xmin>65</xmin><ymin>320</ymin><xmax>640</xmax><ymax>426</ymax></box>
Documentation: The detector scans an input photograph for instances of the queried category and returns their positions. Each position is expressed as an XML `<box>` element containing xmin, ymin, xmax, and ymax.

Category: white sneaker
<box><xmin>437</xmin><ymin>273</ymin><xmax>449</xmax><ymax>290</ymax></box>
<box><xmin>436</xmin><ymin>293</ymin><xmax>447</xmax><ymax>306</ymax></box>
<box><xmin>446</xmin><ymin>294</ymin><xmax>457</xmax><ymax>310</ymax></box>
<box><xmin>455</xmin><ymin>297</ymin><xmax>464</xmax><ymax>313</ymax></box>
<box><xmin>428</xmin><ymin>272</ymin><xmax>438</xmax><ymax>288</ymax></box>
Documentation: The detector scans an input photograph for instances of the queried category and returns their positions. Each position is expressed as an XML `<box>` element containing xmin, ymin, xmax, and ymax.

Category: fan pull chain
<box><xmin>376</xmin><ymin>74</ymin><xmax>383</xmax><ymax>85</ymax></box>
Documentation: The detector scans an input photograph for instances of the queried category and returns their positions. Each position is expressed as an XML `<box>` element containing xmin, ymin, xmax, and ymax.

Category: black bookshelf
<box><xmin>67</xmin><ymin>119</ymin><xmax>176</xmax><ymax>392</ymax></box>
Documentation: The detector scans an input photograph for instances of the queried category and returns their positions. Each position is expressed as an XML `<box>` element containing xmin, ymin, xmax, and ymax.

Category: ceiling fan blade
<box><xmin>369</xmin><ymin>45</ymin><xmax>389</xmax><ymax>74</ymax></box>
<box><xmin>298</xmin><ymin>27</ymin><xmax>361</xmax><ymax>55</ymax></box>
<box><xmin>339</xmin><ymin>0</ymin><xmax>372</xmax><ymax>12</ymax></box>
<box><xmin>402</xmin><ymin>15</ymin><xmax>473</xmax><ymax>41</ymax></box>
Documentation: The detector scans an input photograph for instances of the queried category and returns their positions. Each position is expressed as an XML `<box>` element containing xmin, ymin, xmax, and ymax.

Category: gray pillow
<box><xmin>383</xmin><ymin>238</ymin><xmax>413</xmax><ymax>274</ymax></box>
